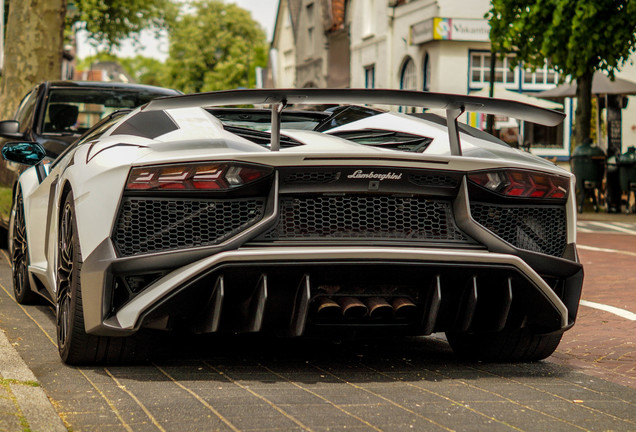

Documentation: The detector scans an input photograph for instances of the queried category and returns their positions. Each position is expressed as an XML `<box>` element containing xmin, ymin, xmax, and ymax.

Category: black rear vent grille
<box><xmin>283</xmin><ymin>171</ymin><xmax>340</xmax><ymax>184</ymax></box>
<box><xmin>408</xmin><ymin>174</ymin><xmax>458</xmax><ymax>188</ymax></box>
<box><xmin>470</xmin><ymin>203</ymin><xmax>567</xmax><ymax>257</ymax></box>
<box><xmin>114</xmin><ymin>197</ymin><xmax>265</xmax><ymax>256</ymax></box>
<box><xmin>258</xmin><ymin>195</ymin><xmax>469</xmax><ymax>242</ymax></box>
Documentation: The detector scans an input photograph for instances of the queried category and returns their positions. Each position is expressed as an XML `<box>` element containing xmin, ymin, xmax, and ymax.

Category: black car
<box><xmin>0</xmin><ymin>81</ymin><xmax>180</xmax><ymax>234</ymax></box>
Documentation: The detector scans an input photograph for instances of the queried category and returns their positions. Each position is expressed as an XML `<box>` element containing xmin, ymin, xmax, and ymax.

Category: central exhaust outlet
<box><xmin>338</xmin><ymin>297</ymin><xmax>368</xmax><ymax>318</ymax></box>
<box><xmin>365</xmin><ymin>297</ymin><xmax>393</xmax><ymax>319</ymax></box>
<box><xmin>392</xmin><ymin>297</ymin><xmax>416</xmax><ymax>319</ymax></box>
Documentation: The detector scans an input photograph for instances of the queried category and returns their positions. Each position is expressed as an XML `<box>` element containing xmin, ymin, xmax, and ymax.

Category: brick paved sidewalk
<box><xmin>549</xmin><ymin>232</ymin><xmax>636</xmax><ymax>389</ymax></box>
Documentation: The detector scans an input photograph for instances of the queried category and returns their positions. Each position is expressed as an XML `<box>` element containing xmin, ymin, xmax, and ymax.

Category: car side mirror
<box><xmin>2</xmin><ymin>141</ymin><xmax>46</xmax><ymax>166</ymax></box>
<box><xmin>0</xmin><ymin>120</ymin><xmax>24</xmax><ymax>139</ymax></box>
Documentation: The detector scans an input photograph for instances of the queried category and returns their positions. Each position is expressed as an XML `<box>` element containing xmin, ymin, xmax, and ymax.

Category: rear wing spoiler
<box><xmin>143</xmin><ymin>88</ymin><xmax>565</xmax><ymax>155</ymax></box>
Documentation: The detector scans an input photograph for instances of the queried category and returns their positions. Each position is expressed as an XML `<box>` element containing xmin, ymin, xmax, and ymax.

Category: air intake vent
<box><xmin>259</xmin><ymin>195</ymin><xmax>469</xmax><ymax>242</ymax></box>
<box><xmin>470</xmin><ymin>203</ymin><xmax>567</xmax><ymax>257</ymax></box>
<box><xmin>283</xmin><ymin>171</ymin><xmax>340</xmax><ymax>184</ymax></box>
<box><xmin>114</xmin><ymin>197</ymin><xmax>265</xmax><ymax>256</ymax></box>
<box><xmin>408</xmin><ymin>174</ymin><xmax>458</xmax><ymax>188</ymax></box>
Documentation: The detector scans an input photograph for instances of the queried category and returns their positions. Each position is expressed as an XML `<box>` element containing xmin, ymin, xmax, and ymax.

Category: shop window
<box><xmin>364</xmin><ymin>65</ymin><xmax>375</xmax><ymax>89</ymax></box>
<box><xmin>400</xmin><ymin>57</ymin><xmax>417</xmax><ymax>113</ymax></box>
<box><xmin>422</xmin><ymin>53</ymin><xmax>430</xmax><ymax>91</ymax></box>
<box><xmin>400</xmin><ymin>57</ymin><xmax>417</xmax><ymax>90</ymax></box>
<box><xmin>469</xmin><ymin>51</ymin><xmax>517</xmax><ymax>88</ymax></box>
<box><xmin>522</xmin><ymin>63</ymin><xmax>560</xmax><ymax>89</ymax></box>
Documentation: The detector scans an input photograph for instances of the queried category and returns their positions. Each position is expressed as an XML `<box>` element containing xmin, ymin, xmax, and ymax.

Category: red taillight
<box><xmin>126</xmin><ymin>162</ymin><xmax>272</xmax><ymax>191</ymax></box>
<box><xmin>468</xmin><ymin>170</ymin><xmax>569</xmax><ymax>199</ymax></box>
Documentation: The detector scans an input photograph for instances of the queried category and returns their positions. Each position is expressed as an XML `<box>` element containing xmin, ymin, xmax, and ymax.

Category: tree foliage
<box><xmin>77</xmin><ymin>53</ymin><xmax>171</xmax><ymax>87</ymax></box>
<box><xmin>487</xmin><ymin>0</ymin><xmax>636</xmax><ymax>147</ymax></box>
<box><xmin>68</xmin><ymin>0</ymin><xmax>177</xmax><ymax>48</ymax></box>
<box><xmin>163</xmin><ymin>0</ymin><xmax>268</xmax><ymax>93</ymax></box>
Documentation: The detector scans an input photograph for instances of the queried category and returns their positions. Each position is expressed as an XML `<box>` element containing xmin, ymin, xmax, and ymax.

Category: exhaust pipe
<box><xmin>392</xmin><ymin>297</ymin><xmax>416</xmax><ymax>319</ymax></box>
<box><xmin>338</xmin><ymin>297</ymin><xmax>368</xmax><ymax>318</ymax></box>
<box><xmin>365</xmin><ymin>297</ymin><xmax>393</xmax><ymax>319</ymax></box>
<box><xmin>315</xmin><ymin>297</ymin><xmax>342</xmax><ymax>318</ymax></box>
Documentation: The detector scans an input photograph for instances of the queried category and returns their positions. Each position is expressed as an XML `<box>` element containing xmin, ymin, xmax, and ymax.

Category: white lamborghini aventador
<box><xmin>2</xmin><ymin>89</ymin><xmax>583</xmax><ymax>365</ymax></box>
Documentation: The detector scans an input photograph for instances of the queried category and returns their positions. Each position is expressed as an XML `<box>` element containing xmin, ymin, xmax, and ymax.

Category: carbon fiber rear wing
<box><xmin>143</xmin><ymin>88</ymin><xmax>565</xmax><ymax>155</ymax></box>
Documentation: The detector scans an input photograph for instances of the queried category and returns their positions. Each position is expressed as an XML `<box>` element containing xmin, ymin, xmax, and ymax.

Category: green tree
<box><xmin>68</xmin><ymin>0</ymin><xmax>177</xmax><ymax>48</ymax></box>
<box><xmin>118</xmin><ymin>55</ymin><xmax>171</xmax><ymax>87</ymax></box>
<box><xmin>78</xmin><ymin>52</ymin><xmax>171</xmax><ymax>87</ymax></box>
<box><xmin>164</xmin><ymin>0</ymin><xmax>268</xmax><ymax>93</ymax></box>
<box><xmin>487</xmin><ymin>0</ymin><xmax>636</xmax><ymax>150</ymax></box>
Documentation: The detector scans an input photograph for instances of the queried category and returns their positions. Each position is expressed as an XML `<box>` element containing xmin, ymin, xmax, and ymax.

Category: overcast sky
<box><xmin>76</xmin><ymin>0</ymin><xmax>279</xmax><ymax>61</ymax></box>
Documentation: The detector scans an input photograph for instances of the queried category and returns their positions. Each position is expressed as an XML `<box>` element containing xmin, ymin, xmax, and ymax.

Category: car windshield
<box><xmin>42</xmin><ymin>88</ymin><xmax>173</xmax><ymax>136</ymax></box>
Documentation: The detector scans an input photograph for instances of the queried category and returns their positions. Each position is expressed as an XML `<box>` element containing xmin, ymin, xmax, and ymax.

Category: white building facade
<box><xmin>269</xmin><ymin>0</ymin><xmax>297</xmax><ymax>88</ymax></box>
<box><xmin>347</xmin><ymin>0</ymin><xmax>572</xmax><ymax>158</ymax></box>
<box><xmin>271</xmin><ymin>0</ymin><xmax>636</xmax><ymax>158</ymax></box>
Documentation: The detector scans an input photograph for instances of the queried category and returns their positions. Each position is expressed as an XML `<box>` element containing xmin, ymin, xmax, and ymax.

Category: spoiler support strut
<box><xmin>446</xmin><ymin>106</ymin><xmax>465</xmax><ymax>156</ymax></box>
<box><xmin>270</xmin><ymin>99</ymin><xmax>287</xmax><ymax>152</ymax></box>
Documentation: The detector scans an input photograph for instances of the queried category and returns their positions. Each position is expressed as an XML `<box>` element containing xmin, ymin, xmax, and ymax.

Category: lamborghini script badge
<box><xmin>347</xmin><ymin>170</ymin><xmax>403</xmax><ymax>181</ymax></box>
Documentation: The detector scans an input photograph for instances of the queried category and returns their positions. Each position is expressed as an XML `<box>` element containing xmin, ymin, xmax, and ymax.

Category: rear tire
<box><xmin>11</xmin><ymin>189</ymin><xmax>39</xmax><ymax>304</ymax></box>
<box><xmin>446</xmin><ymin>328</ymin><xmax>562</xmax><ymax>362</ymax></box>
<box><xmin>56</xmin><ymin>191</ymin><xmax>152</xmax><ymax>365</ymax></box>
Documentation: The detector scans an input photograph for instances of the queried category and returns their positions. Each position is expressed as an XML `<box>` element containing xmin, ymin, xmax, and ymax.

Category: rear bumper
<box><xmin>81</xmin><ymin>242</ymin><xmax>582</xmax><ymax>337</ymax></box>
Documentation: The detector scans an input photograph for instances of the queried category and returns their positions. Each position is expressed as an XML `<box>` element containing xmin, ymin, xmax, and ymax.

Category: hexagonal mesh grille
<box><xmin>408</xmin><ymin>174</ymin><xmax>458</xmax><ymax>188</ymax></box>
<box><xmin>283</xmin><ymin>172</ymin><xmax>340</xmax><ymax>184</ymax></box>
<box><xmin>259</xmin><ymin>195</ymin><xmax>468</xmax><ymax>242</ymax></box>
<box><xmin>470</xmin><ymin>203</ymin><xmax>567</xmax><ymax>257</ymax></box>
<box><xmin>114</xmin><ymin>197</ymin><xmax>265</xmax><ymax>256</ymax></box>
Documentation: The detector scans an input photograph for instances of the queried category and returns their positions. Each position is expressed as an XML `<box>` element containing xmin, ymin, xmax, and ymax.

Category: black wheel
<box><xmin>446</xmin><ymin>328</ymin><xmax>562</xmax><ymax>362</ymax></box>
<box><xmin>56</xmin><ymin>191</ymin><xmax>153</xmax><ymax>365</ymax></box>
<box><xmin>11</xmin><ymin>189</ymin><xmax>38</xmax><ymax>304</ymax></box>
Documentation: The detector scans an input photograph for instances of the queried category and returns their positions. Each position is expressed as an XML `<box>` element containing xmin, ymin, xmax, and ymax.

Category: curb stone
<box><xmin>0</xmin><ymin>329</ymin><xmax>66</xmax><ymax>432</ymax></box>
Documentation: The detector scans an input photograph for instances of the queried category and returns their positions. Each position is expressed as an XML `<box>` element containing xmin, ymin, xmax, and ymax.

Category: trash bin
<box><xmin>606</xmin><ymin>155</ymin><xmax>622</xmax><ymax>213</ymax></box>
<box><xmin>618</xmin><ymin>146</ymin><xmax>636</xmax><ymax>213</ymax></box>
<box><xmin>570</xmin><ymin>141</ymin><xmax>606</xmax><ymax>213</ymax></box>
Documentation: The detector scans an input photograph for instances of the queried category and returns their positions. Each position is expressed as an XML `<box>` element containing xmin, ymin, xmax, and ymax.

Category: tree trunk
<box><xmin>0</xmin><ymin>0</ymin><xmax>66</xmax><ymax>119</ymax></box>
<box><xmin>573</xmin><ymin>70</ymin><xmax>594</xmax><ymax>151</ymax></box>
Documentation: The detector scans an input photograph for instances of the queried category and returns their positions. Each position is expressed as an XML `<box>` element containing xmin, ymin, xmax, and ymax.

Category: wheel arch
<box><xmin>57</xmin><ymin>180</ymin><xmax>74</xmax><ymax>223</ymax></box>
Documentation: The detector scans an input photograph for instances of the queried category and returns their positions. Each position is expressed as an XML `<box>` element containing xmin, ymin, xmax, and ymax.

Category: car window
<box><xmin>50</xmin><ymin>111</ymin><xmax>130</xmax><ymax>170</ymax></box>
<box><xmin>14</xmin><ymin>88</ymin><xmax>38</xmax><ymax>133</ymax></box>
<box><xmin>42</xmin><ymin>88</ymin><xmax>175</xmax><ymax>136</ymax></box>
<box><xmin>77</xmin><ymin>111</ymin><xmax>131</xmax><ymax>145</ymax></box>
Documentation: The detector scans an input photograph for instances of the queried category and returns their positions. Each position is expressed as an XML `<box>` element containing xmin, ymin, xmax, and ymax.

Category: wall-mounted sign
<box><xmin>410</xmin><ymin>18</ymin><xmax>490</xmax><ymax>45</ymax></box>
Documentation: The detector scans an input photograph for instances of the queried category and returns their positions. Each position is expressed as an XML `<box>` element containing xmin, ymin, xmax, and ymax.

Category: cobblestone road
<box><xmin>0</xmin><ymin>238</ymin><xmax>635</xmax><ymax>431</ymax></box>
<box><xmin>549</xmin><ymin>230</ymin><xmax>636</xmax><ymax>389</ymax></box>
